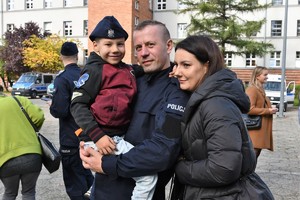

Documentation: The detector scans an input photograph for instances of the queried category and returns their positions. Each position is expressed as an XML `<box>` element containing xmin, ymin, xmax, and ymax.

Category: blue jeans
<box><xmin>112</xmin><ymin>136</ymin><xmax>158</xmax><ymax>200</ymax></box>
<box><xmin>0</xmin><ymin>154</ymin><xmax>42</xmax><ymax>200</ymax></box>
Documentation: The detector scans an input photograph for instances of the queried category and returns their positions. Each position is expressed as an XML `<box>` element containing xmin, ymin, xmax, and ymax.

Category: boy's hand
<box><xmin>95</xmin><ymin>135</ymin><xmax>116</xmax><ymax>155</ymax></box>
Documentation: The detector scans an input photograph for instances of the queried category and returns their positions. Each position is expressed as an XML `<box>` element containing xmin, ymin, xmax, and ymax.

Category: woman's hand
<box><xmin>269</xmin><ymin>107</ymin><xmax>278</xmax><ymax>114</ymax></box>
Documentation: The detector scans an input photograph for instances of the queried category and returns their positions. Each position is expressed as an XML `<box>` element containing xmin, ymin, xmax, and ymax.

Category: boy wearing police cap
<box><xmin>70</xmin><ymin>16</ymin><xmax>156</xmax><ymax>199</ymax></box>
<box><xmin>50</xmin><ymin>41</ymin><xmax>94</xmax><ymax>200</ymax></box>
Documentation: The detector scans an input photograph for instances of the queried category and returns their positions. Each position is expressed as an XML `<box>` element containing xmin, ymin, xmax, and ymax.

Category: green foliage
<box><xmin>22</xmin><ymin>34</ymin><xmax>81</xmax><ymax>73</ymax></box>
<box><xmin>177</xmin><ymin>0</ymin><xmax>274</xmax><ymax>56</ymax></box>
<box><xmin>294</xmin><ymin>84</ymin><xmax>300</xmax><ymax>106</ymax></box>
<box><xmin>23</xmin><ymin>34</ymin><xmax>64</xmax><ymax>73</ymax></box>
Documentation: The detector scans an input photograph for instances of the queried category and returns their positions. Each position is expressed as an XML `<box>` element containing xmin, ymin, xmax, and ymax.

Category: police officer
<box><xmin>50</xmin><ymin>42</ymin><xmax>94</xmax><ymax>200</ymax></box>
<box><xmin>78</xmin><ymin>20</ymin><xmax>191</xmax><ymax>200</ymax></box>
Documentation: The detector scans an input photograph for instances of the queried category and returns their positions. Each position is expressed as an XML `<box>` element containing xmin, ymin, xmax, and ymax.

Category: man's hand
<box><xmin>95</xmin><ymin>135</ymin><xmax>116</xmax><ymax>155</ymax></box>
<box><xmin>79</xmin><ymin>141</ymin><xmax>104</xmax><ymax>173</ymax></box>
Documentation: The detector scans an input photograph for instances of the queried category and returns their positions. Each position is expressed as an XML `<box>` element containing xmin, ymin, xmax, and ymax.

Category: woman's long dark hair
<box><xmin>175</xmin><ymin>35</ymin><xmax>225</xmax><ymax>83</ymax></box>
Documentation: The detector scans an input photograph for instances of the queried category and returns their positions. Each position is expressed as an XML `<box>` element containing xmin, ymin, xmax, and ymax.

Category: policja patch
<box><xmin>74</xmin><ymin>73</ymin><xmax>89</xmax><ymax>88</ymax></box>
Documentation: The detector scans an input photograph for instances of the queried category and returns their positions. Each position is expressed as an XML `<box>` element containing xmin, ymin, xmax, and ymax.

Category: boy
<box><xmin>71</xmin><ymin>16</ymin><xmax>156</xmax><ymax>200</ymax></box>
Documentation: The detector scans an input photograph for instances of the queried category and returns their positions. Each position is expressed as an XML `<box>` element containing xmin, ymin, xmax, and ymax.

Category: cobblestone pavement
<box><xmin>1</xmin><ymin>99</ymin><xmax>299</xmax><ymax>199</ymax></box>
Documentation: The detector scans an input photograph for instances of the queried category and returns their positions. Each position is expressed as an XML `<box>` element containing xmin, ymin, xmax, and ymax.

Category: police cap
<box><xmin>89</xmin><ymin>16</ymin><xmax>128</xmax><ymax>42</ymax></box>
<box><xmin>60</xmin><ymin>42</ymin><xmax>78</xmax><ymax>56</ymax></box>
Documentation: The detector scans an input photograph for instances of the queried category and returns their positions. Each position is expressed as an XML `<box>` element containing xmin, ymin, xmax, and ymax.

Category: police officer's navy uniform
<box><xmin>50</xmin><ymin>42</ymin><xmax>94</xmax><ymax>200</ymax></box>
<box><xmin>96</xmin><ymin>65</ymin><xmax>190</xmax><ymax>199</ymax></box>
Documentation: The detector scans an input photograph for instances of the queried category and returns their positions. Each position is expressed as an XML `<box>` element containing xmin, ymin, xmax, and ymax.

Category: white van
<box><xmin>11</xmin><ymin>72</ymin><xmax>56</xmax><ymax>98</ymax></box>
<box><xmin>264</xmin><ymin>74</ymin><xmax>295</xmax><ymax>112</ymax></box>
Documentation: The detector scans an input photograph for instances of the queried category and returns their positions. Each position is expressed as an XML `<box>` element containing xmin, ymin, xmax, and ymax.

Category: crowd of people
<box><xmin>0</xmin><ymin>16</ymin><xmax>277</xmax><ymax>200</ymax></box>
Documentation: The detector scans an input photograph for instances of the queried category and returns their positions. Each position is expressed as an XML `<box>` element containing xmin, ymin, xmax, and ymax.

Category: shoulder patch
<box><xmin>74</xmin><ymin>73</ymin><xmax>89</xmax><ymax>88</ymax></box>
<box><xmin>71</xmin><ymin>91</ymin><xmax>83</xmax><ymax>100</ymax></box>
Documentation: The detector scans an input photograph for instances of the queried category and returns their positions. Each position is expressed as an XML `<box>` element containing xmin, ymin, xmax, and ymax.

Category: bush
<box><xmin>294</xmin><ymin>85</ymin><xmax>300</xmax><ymax>106</ymax></box>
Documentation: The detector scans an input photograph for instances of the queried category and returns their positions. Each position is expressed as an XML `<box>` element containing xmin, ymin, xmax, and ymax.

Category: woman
<box><xmin>170</xmin><ymin>35</ymin><xmax>273</xmax><ymax>199</ymax></box>
<box><xmin>246</xmin><ymin>66</ymin><xmax>277</xmax><ymax>159</ymax></box>
<box><xmin>0</xmin><ymin>88</ymin><xmax>45</xmax><ymax>200</ymax></box>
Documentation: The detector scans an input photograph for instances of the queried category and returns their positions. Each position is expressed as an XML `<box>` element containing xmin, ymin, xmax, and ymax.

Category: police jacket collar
<box><xmin>145</xmin><ymin>62</ymin><xmax>174</xmax><ymax>83</ymax></box>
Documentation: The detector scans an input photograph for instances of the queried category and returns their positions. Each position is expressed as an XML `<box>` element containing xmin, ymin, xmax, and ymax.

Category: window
<box><xmin>297</xmin><ymin>20</ymin><xmax>300</xmax><ymax>36</ymax></box>
<box><xmin>299</xmin><ymin>0</ymin><xmax>300</xmax><ymax>5</ymax></box>
<box><xmin>44</xmin><ymin>0</ymin><xmax>52</xmax><ymax>8</ymax></box>
<box><xmin>44</xmin><ymin>22</ymin><xmax>52</xmax><ymax>34</ymax></box>
<box><xmin>157</xmin><ymin>0</ymin><xmax>166</xmax><ymax>10</ymax></box>
<box><xmin>84</xmin><ymin>49</ymin><xmax>88</xmax><ymax>64</ymax></box>
<box><xmin>149</xmin><ymin>0</ymin><xmax>153</xmax><ymax>10</ymax></box>
<box><xmin>296</xmin><ymin>51</ymin><xmax>300</xmax><ymax>67</ymax></box>
<box><xmin>135</xmin><ymin>17</ymin><xmax>139</xmax><ymax>26</ymax></box>
<box><xmin>64</xmin><ymin>0</ymin><xmax>72</xmax><ymax>7</ymax></box>
<box><xmin>83</xmin><ymin>0</ymin><xmax>88</xmax><ymax>6</ymax></box>
<box><xmin>64</xmin><ymin>21</ymin><xmax>73</xmax><ymax>36</ymax></box>
<box><xmin>26</xmin><ymin>0</ymin><xmax>33</xmax><ymax>9</ymax></box>
<box><xmin>135</xmin><ymin>0</ymin><xmax>139</xmax><ymax>10</ymax></box>
<box><xmin>7</xmin><ymin>0</ymin><xmax>14</xmax><ymax>11</ymax></box>
<box><xmin>245</xmin><ymin>53</ymin><xmax>256</xmax><ymax>67</ymax></box>
<box><xmin>270</xmin><ymin>51</ymin><xmax>281</xmax><ymax>67</ymax></box>
<box><xmin>7</xmin><ymin>24</ymin><xmax>14</xmax><ymax>32</ymax></box>
<box><xmin>272</xmin><ymin>0</ymin><xmax>283</xmax><ymax>5</ymax></box>
<box><xmin>83</xmin><ymin>20</ymin><xmax>88</xmax><ymax>36</ymax></box>
<box><xmin>271</xmin><ymin>20</ymin><xmax>282</xmax><ymax>36</ymax></box>
<box><xmin>177</xmin><ymin>23</ymin><xmax>187</xmax><ymax>39</ymax></box>
<box><xmin>224</xmin><ymin>52</ymin><xmax>233</xmax><ymax>67</ymax></box>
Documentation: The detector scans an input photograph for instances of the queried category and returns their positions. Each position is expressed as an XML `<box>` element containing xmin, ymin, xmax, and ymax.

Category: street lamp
<box><xmin>278</xmin><ymin>0</ymin><xmax>288</xmax><ymax>117</ymax></box>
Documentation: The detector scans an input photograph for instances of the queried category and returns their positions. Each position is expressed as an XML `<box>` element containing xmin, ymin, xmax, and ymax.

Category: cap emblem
<box><xmin>108</xmin><ymin>29</ymin><xmax>115</xmax><ymax>38</ymax></box>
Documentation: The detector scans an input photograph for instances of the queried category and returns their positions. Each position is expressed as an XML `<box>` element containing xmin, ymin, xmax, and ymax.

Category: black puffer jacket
<box><xmin>175</xmin><ymin>68</ymin><xmax>256</xmax><ymax>199</ymax></box>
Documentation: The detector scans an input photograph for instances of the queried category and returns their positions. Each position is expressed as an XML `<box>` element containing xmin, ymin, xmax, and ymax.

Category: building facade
<box><xmin>153</xmin><ymin>0</ymin><xmax>300</xmax><ymax>83</ymax></box>
<box><xmin>1</xmin><ymin>0</ymin><xmax>300</xmax><ymax>83</ymax></box>
<box><xmin>0</xmin><ymin>0</ymin><xmax>152</xmax><ymax>66</ymax></box>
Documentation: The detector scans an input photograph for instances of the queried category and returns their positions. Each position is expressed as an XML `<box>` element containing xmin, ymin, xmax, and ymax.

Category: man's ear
<box><xmin>166</xmin><ymin>39</ymin><xmax>173</xmax><ymax>54</ymax></box>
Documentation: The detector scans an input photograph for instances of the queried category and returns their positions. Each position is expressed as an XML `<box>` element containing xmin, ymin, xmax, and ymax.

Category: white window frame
<box><xmin>64</xmin><ymin>21</ymin><xmax>73</xmax><ymax>36</ymax></box>
<box><xmin>26</xmin><ymin>0</ymin><xmax>33</xmax><ymax>9</ymax></box>
<box><xmin>177</xmin><ymin>23</ymin><xmax>187</xmax><ymax>39</ymax></box>
<box><xmin>84</xmin><ymin>49</ymin><xmax>88</xmax><ymax>64</ymax></box>
<box><xmin>135</xmin><ymin>17</ymin><xmax>139</xmax><ymax>26</ymax></box>
<box><xmin>64</xmin><ymin>0</ymin><xmax>72</xmax><ymax>7</ymax></box>
<box><xmin>297</xmin><ymin>20</ymin><xmax>300</xmax><ymax>36</ymax></box>
<box><xmin>149</xmin><ymin>0</ymin><xmax>152</xmax><ymax>10</ymax></box>
<box><xmin>44</xmin><ymin>22</ymin><xmax>52</xmax><ymax>34</ymax></box>
<box><xmin>44</xmin><ymin>0</ymin><xmax>52</xmax><ymax>8</ymax></box>
<box><xmin>224</xmin><ymin>52</ymin><xmax>233</xmax><ymax>67</ymax></box>
<box><xmin>245</xmin><ymin>53</ymin><xmax>256</xmax><ymax>67</ymax></box>
<box><xmin>157</xmin><ymin>0</ymin><xmax>166</xmax><ymax>10</ymax></box>
<box><xmin>135</xmin><ymin>0</ymin><xmax>139</xmax><ymax>10</ymax></box>
<box><xmin>7</xmin><ymin>24</ymin><xmax>14</xmax><ymax>32</ymax></box>
<box><xmin>270</xmin><ymin>51</ymin><xmax>281</xmax><ymax>67</ymax></box>
<box><xmin>7</xmin><ymin>0</ymin><xmax>14</xmax><ymax>11</ymax></box>
<box><xmin>271</xmin><ymin>20</ymin><xmax>282</xmax><ymax>36</ymax></box>
<box><xmin>83</xmin><ymin>20</ymin><xmax>88</xmax><ymax>36</ymax></box>
<box><xmin>296</xmin><ymin>51</ymin><xmax>300</xmax><ymax>67</ymax></box>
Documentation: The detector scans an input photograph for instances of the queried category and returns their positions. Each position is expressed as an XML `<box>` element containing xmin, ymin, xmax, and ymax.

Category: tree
<box><xmin>23</xmin><ymin>34</ymin><xmax>66</xmax><ymax>73</ymax></box>
<box><xmin>177</xmin><ymin>0</ymin><xmax>274</xmax><ymax>56</ymax></box>
<box><xmin>0</xmin><ymin>21</ymin><xmax>48</xmax><ymax>87</ymax></box>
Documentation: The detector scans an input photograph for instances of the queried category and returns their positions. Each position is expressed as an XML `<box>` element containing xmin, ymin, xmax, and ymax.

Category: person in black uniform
<box><xmin>77</xmin><ymin>20</ymin><xmax>190</xmax><ymax>200</ymax></box>
<box><xmin>49</xmin><ymin>42</ymin><xmax>94</xmax><ymax>200</ymax></box>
